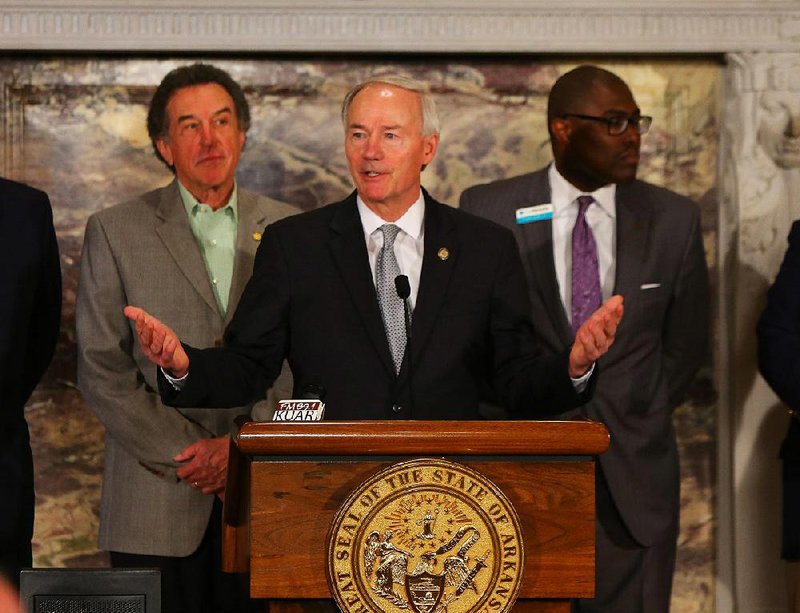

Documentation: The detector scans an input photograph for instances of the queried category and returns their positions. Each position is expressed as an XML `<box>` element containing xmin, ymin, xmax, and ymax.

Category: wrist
<box><xmin>168</xmin><ymin>366</ymin><xmax>188</xmax><ymax>379</ymax></box>
<box><xmin>569</xmin><ymin>364</ymin><xmax>588</xmax><ymax>378</ymax></box>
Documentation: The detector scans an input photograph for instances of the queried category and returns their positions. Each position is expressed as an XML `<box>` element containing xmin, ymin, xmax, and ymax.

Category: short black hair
<box><xmin>147</xmin><ymin>63</ymin><xmax>250</xmax><ymax>170</ymax></box>
<box><xmin>547</xmin><ymin>65</ymin><xmax>629</xmax><ymax>134</ymax></box>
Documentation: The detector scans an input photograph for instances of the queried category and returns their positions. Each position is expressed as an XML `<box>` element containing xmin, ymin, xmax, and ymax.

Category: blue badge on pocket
<box><xmin>516</xmin><ymin>204</ymin><xmax>554</xmax><ymax>225</ymax></box>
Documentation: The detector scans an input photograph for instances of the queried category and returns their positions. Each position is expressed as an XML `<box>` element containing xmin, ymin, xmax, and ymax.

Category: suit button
<box><xmin>392</xmin><ymin>404</ymin><xmax>403</xmax><ymax>413</ymax></box>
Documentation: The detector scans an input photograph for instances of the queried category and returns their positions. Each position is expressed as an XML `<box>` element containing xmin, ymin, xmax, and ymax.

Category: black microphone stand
<box><xmin>394</xmin><ymin>275</ymin><xmax>414</xmax><ymax>416</ymax></box>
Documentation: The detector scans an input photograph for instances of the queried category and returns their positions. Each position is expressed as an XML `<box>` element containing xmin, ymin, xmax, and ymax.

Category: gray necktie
<box><xmin>376</xmin><ymin>224</ymin><xmax>405</xmax><ymax>373</ymax></box>
<box><xmin>571</xmin><ymin>195</ymin><xmax>602</xmax><ymax>336</ymax></box>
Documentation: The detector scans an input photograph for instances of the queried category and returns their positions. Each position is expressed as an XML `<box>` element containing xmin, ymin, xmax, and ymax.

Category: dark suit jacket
<box><xmin>160</xmin><ymin>190</ymin><xmax>592</xmax><ymax>419</ymax></box>
<box><xmin>0</xmin><ymin>178</ymin><xmax>61</xmax><ymax>563</ymax></box>
<box><xmin>460</xmin><ymin>168</ymin><xmax>709</xmax><ymax>546</ymax></box>
<box><xmin>758</xmin><ymin>220</ymin><xmax>800</xmax><ymax>558</ymax></box>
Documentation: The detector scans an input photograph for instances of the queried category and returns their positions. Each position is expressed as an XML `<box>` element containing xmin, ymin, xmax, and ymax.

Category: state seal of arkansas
<box><xmin>326</xmin><ymin>458</ymin><xmax>524</xmax><ymax>613</ymax></box>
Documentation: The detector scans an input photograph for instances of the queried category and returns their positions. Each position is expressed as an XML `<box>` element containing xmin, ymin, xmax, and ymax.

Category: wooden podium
<box><xmin>223</xmin><ymin>419</ymin><xmax>609</xmax><ymax>612</ymax></box>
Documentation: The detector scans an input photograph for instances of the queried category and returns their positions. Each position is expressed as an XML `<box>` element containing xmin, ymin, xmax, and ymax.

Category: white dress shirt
<box><xmin>548</xmin><ymin>163</ymin><xmax>617</xmax><ymax>326</ymax></box>
<box><xmin>356</xmin><ymin>192</ymin><xmax>425</xmax><ymax>311</ymax></box>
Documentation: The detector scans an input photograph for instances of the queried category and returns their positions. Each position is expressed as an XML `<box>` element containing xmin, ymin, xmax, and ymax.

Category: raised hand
<box><xmin>123</xmin><ymin>306</ymin><xmax>190</xmax><ymax>378</ymax></box>
<box><xmin>569</xmin><ymin>295</ymin><xmax>624</xmax><ymax>378</ymax></box>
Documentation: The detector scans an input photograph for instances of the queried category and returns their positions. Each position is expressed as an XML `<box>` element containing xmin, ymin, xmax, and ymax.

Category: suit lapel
<box><xmin>154</xmin><ymin>180</ymin><xmax>220</xmax><ymax>316</ymax></box>
<box><xmin>226</xmin><ymin>191</ymin><xmax>268</xmax><ymax>327</ymax></box>
<box><xmin>403</xmin><ymin>193</ymin><xmax>458</xmax><ymax>381</ymax></box>
<box><xmin>328</xmin><ymin>194</ymin><xmax>396</xmax><ymax>376</ymax></box>
<box><xmin>517</xmin><ymin>171</ymin><xmax>573</xmax><ymax>345</ymax></box>
<box><xmin>613</xmin><ymin>183</ymin><xmax>652</xmax><ymax>337</ymax></box>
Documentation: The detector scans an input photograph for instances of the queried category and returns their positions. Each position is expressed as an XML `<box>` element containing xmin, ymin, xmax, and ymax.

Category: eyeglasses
<box><xmin>561</xmin><ymin>113</ymin><xmax>653</xmax><ymax>136</ymax></box>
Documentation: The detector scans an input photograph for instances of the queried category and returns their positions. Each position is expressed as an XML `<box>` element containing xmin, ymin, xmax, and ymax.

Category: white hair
<box><xmin>340</xmin><ymin>75</ymin><xmax>440</xmax><ymax>136</ymax></box>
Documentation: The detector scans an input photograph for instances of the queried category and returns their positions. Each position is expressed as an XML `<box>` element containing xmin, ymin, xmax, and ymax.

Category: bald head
<box><xmin>547</xmin><ymin>65</ymin><xmax>631</xmax><ymax>131</ymax></box>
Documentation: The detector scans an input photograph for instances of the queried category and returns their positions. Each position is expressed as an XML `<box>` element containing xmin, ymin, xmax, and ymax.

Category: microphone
<box><xmin>299</xmin><ymin>382</ymin><xmax>326</xmax><ymax>401</ymax></box>
<box><xmin>395</xmin><ymin>275</ymin><xmax>411</xmax><ymax>301</ymax></box>
<box><xmin>394</xmin><ymin>275</ymin><xmax>414</xmax><ymax>415</ymax></box>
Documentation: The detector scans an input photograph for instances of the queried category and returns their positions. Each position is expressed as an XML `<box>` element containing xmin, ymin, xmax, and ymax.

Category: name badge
<box><xmin>516</xmin><ymin>204</ymin><xmax>554</xmax><ymax>225</ymax></box>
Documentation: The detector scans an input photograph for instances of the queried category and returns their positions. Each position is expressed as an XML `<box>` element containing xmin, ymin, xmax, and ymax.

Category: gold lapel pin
<box><xmin>252</xmin><ymin>231</ymin><xmax>262</xmax><ymax>242</ymax></box>
<box><xmin>438</xmin><ymin>247</ymin><xmax>449</xmax><ymax>261</ymax></box>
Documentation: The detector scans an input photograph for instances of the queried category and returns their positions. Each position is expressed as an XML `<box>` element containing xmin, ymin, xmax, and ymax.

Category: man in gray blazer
<box><xmin>460</xmin><ymin>65</ymin><xmax>709</xmax><ymax>613</ymax></box>
<box><xmin>76</xmin><ymin>64</ymin><xmax>295</xmax><ymax>613</ymax></box>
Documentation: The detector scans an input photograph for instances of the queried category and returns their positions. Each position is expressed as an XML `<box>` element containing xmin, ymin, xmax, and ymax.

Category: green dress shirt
<box><xmin>178</xmin><ymin>181</ymin><xmax>238</xmax><ymax>315</ymax></box>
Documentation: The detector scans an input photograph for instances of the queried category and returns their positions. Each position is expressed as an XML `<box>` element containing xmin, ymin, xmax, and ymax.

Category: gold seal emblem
<box><xmin>327</xmin><ymin>458</ymin><xmax>524</xmax><ymax>613</ymax></box>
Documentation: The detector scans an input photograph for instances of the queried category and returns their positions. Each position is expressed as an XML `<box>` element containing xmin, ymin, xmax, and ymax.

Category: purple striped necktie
<box><xmin>571</xmin><ymin>195</ymin><xmax>602</xmax><ymax>336</ymax></box>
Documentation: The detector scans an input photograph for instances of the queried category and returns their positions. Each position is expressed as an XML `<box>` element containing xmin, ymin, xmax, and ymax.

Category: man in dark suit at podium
<box><xmin>0</xmin><ymin>178</ymin><xmax>61</xmax><ymax>588</ymax></box>
<box><xmin>124</xmin><ymin>75</ymin><xmax>623</xmax><ymax>424</ymax></box>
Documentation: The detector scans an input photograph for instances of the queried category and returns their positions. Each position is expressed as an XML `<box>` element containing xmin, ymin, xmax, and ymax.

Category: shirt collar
<box><xmin>356</xmin><ymin>191</ymin><xmax>425</xmax><ymax>240</ymax></box>
<box><xmin>178</xmin><ymin>180</ymin><xmax>239</xmax><ymax>222</ymax></box>
<box><xmin>548</xmin><ymin>163</ymin><xmax>616</xmax><ymax>220</ymax></box>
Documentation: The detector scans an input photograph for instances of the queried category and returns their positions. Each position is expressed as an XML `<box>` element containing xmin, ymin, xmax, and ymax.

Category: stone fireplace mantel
<box><xmin>0</xmin><ymin>1</ymin><xmax>799</xmax><ymax>53</ymax></box>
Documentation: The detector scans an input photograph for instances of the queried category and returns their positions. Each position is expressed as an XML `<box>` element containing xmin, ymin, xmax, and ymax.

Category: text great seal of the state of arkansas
<box><xmin>326</xmin><ymin>457</ymin><xmax>524</xmax><ymax>613</ymax></box>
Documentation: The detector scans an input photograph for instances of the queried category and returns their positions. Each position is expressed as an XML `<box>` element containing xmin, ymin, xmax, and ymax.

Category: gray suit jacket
<box><xmin>460</xmin><ymin>168</ymin><xmax>709</xmax><ymax>546</ymax></box>
<box><xmin>76</xmin><ymin>180</ymin><xmax>296</xmax><ymax>556</ymax></box>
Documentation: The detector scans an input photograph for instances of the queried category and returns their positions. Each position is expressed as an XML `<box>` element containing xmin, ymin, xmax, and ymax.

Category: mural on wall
<box><xmin>0</xmin><ymin>56</ymin><xmax>719</xmax><ymax>612</ymax></box>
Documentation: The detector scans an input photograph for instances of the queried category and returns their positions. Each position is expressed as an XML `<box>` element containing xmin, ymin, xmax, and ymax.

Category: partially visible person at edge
<box><xmin>76</xmin><ymin>63</ymin><xmax>295</xmax><ymax>613</ymax></box>
<box><xmin>0</xmin><ymin>575</ymin><xmax>22</xmax><ymax>613</ymax></box>
<box><xmin>461</xmin><ymin>65</ymin><xmax>710</xmax><ymax>613</ymax></box>
<box><xmin>0</xmin><ymin>177</ymin><xmax>61</xmax><ymax>591</ymax></box>
<box><xmin>758</xmin><ymin>219</ymin><xmax>800</xmax><ymax>613</ymax></box>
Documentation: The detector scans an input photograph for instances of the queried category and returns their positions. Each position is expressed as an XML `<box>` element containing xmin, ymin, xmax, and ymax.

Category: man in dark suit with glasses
<box><xmin>460</xmin><ymin>65</ymin><xmax>710</xmax><ymax>613</ymax></box>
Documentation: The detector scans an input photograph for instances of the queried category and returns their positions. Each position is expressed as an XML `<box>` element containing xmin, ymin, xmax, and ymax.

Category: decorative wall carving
<box><xmin>726</xmin><ymin>53</ymin><xmax>800</xmax><ymax>278</ymax></box>
<box><xmin>0</xmin><ymin>2</ymin><xmax>799</xmax><ymax>52</ymax></box>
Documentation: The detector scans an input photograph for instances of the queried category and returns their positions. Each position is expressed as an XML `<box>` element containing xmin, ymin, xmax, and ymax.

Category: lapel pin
<box><xmin>438</xmin><ymin>247</ymin><xmax>449</xmax><ymax>261</ymax></box>
<box><xmin>252</xmin><ymin>231</ymin><xmax>262</xmax><ymax>241</ymax></box>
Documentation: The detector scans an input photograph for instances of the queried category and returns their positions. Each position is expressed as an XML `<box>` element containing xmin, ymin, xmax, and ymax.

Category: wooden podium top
<box><xmin>236</xmin><ymin>419</ymin><xmax>609</xmax><ymax>456</ymax></box>
<box><xmin>225</xmin><ymin>418</ymin><xmax>610</xmax><ymax>607</ymax></box>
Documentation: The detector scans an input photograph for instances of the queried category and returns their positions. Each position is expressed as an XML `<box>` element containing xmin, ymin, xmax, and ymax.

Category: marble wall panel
<box><xmin>1</xmin><ymin>56</ymin><xmax>719</xmax><ymax>611</ymax></box>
